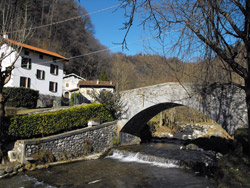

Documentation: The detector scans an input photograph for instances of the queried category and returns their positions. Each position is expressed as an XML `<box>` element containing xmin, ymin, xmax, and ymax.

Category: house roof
<box><xmin>78</xmin><ymin>80</ymin><xmax>115</xmax><ymax>88</ymax></box>
<box><xmin>63</xmin><ymin>73</ymin><xmax>85</xmax><ymax>80</ymax></box>
<box><xmin>68</xmin><ymin>88</ymin><xmax>79</xmax><ymax>92</ymax></box>
<box><xmin>5</xmin><ymin>38</ymin><xmax>68</xmax><ymax>60</ymax></box>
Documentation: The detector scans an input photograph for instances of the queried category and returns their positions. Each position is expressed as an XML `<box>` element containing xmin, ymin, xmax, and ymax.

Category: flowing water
<box><xmin>0</xmin><ymin>143</ymin><xmax>217</xmax><ymax>188</ymax></box>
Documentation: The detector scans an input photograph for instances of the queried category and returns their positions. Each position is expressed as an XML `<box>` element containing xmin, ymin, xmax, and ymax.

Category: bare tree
<box><xmin>120</xmin><ymin>0</ymin><xmax>250</xmax><ymax>150</ymax></box>
<box><xmin>0</xmin><ymin>1</ymin><xmax>31</xmax><ymax>128</ymax></box>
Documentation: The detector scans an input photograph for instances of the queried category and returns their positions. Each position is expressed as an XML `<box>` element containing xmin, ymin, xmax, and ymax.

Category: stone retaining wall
<box><xmin>10</xmin><ymin>121</ymin><xmax>117</xmax><ymax>164</ymax></box>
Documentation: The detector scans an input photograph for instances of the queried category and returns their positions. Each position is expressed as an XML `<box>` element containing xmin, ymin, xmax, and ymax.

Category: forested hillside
<box><xmin>8</xmin><ymin>0</ymin><xmax>111</xmax><ymax>80</ymax></box>
<box><xmin>4</xmin><ymin>0</ymin><xmax>242</xmax><ymax>91</ymax></box>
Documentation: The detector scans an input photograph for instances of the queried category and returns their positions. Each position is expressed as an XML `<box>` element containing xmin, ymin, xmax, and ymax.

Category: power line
<box><xmin>4</xmin><ymin>3</ymin><xmax>124</xmax><ymax>34</ymax></box>
<box><xmin>38</xmin><ymin>28</ymin><xmax>184</xmax><ymax>64</ymax></box>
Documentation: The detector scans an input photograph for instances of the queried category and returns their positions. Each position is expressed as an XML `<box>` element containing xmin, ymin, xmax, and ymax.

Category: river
<box><xmin>0</xmin><ymin>142</ymin><xmax>217</xmax><ymax>188</ymax></box>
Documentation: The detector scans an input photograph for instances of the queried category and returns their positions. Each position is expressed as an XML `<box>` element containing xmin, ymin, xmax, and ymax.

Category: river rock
<box><xmin>182</xmin><ymin>144</ymin><xmax>203</xmax><ymax>151</ymax></box>
<box><xmin>0</xmin><ymin>169</ymin><xmax>5</xmax><ymax>176</ymax></box>
<box><xmin>5</xmin><ymin>166</ymin><xmax>13</xmax><ymax>173</ymax></box>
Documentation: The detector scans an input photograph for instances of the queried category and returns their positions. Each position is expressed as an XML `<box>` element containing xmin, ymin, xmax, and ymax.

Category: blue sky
<box><xmin>80</xmin><ymin>0</ymin><xmax>153</xmax><ymax>55</ymax></box>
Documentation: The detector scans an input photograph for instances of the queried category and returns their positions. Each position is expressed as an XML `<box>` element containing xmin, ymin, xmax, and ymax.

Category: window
<box><xmin>49</xmin><ymin>81</ymin><xmax>58</xmax><ymax>92</ymax></box>
<box><xmin>50</xmin><ymin>64</ymin><xmax>58</xmax><ymax>75</ymax></box>
<box><xmin>20</xmin><ymin>77</ymin><xmax>31</xmax><ymax>88</ymax></box>
<box><xmin>39</xmin><ymin>54</ymin><xmax>43</xmax><ymax>59</ymax></box>
<box><xmin>21</xmin><ymin>57</ymin><xmax>32</xmax><ymax>69</ymax></box>
<box><xmin>66</xmin><ymin>83</ymin><xmax>69</xmax><ymax>87</ymax></box>
<box><xmin>64</xmin><ymin>92</ymin><xmax>69</xmax><ymax>99</ymax></box>
<box><xmin>24</xmin><ymin>50</ymin><xmax>29</xmax><ymax>56</ymax></box>
<box><xmin>36</xmin><ymin>69</ymin><xmax>45</xmax><ymax>80</ymax></box>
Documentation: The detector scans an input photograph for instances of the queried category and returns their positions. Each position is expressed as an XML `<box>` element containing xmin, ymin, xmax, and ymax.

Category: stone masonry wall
<box><xmin>12</xmin><ymin>121</ymin><xmax>117</xmax><ymax>164</ymax></box>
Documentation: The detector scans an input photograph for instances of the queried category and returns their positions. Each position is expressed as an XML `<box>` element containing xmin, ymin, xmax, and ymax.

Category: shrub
<box><xmin>70</xmin><ymin>92</ymin><xmax>85</xmax><ymax>106</ymax></box>
<box><xmin>91</xmin><ymin>90</ymin><xmax>125</xmax><ymax>119</ymax></box>
<box><xmin>31</xmin><ymin>150</ymin><xmax>55</xmax><ymax>164</ymax></box>
<box><xmin>8</xmin><ymin>103</ymin><xmax>114</xmax><ymax>139</ymax></box>
<box><xmin>3</xmin><ymin>87</ymin><xmax>39</xmax><ymax>108</ymax></box>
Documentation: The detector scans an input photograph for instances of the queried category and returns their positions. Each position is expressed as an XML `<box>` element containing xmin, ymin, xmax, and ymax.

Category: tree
<box><xmin>91</xmin><ymin>90</ymin><xmax>125</xmax><ymax>119</ymax></box>
<box><xmin>0</xmin><ymin>1</ymin><xmax>31</xmax><ymax>133</ymax></box>
<box><xmin>120</xmin><ymin>0</ymin><xmax>250</xmax><ymax>152</ymax></box>
<box><xmin>99</xmin><ymin>69</ymin><xmax>110</xmax><ymax>81</ymax></box>
<box><xmin>22</xmin><ymin>0</ymin><xmax>111</xmax><ymax>80</ymax></box>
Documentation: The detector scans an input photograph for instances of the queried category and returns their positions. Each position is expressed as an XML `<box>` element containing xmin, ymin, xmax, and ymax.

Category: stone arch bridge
<box><xmin>117</xmin><ymin>82</ymin><xmax>247</xmax><ymax>144</ymax></box>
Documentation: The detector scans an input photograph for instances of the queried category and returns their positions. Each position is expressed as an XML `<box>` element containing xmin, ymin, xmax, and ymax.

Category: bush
<box><xmin>70</xmin><ymin>92</ymin><xmax>85</xmax><ymax>106</ymax></box>
<box><xmin>4</xmin><ymin>87</ymin><xmax>39</xmax><ymax>108</ymax></box>
<box><xmin>8</xmin><ymin>103</ymin><xmax>114</xmax><ymax>139</ymax></box>
<box><xmin>91</xmin><ymin>90</ymin><xmax>125</xmax><ymax>119</ymax></box>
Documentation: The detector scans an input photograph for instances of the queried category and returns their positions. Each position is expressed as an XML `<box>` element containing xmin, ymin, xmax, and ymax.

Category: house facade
<box><xmin>77</xmin><ymin>80</ymin><xmax>115</xmax><ymax>102</ymax></box>
<box><xmin>63</xmin><ymin>73</ymin><xmax>85</xmax><ymax>99</ymax></box>
<box><xmin>1</xmin><ymin>37</ymin><xmax>67</xmax><ymax>107</ymax></box>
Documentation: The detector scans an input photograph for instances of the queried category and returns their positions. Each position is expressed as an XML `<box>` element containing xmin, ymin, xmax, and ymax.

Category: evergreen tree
<box><xmin>99</xmin><ymin>69</ymin><xmax>109</xmax><ymax>81</ymax></box>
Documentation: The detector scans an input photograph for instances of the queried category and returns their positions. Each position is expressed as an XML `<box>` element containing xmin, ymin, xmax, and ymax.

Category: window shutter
<box><xmin>36</xmin><ymin>70</ymin><xmax>39</xmax><ymax>79</ymax></box>
<box><xmin>42</xmin><ymin>71</ymin><xmax>45</xmax><ymax>80</ymax></box>
<box><xmin>27</xmin><ymin>78</ymin><xmax>31</xmax><ymax>88</ymax></box>
<box><xmin>20</xmin><ymin>77</ymin><xmax>25</xmax><ymax>87</ymax></box>
<box><xmin>50</xmin><ymin>64</ymin><xmax>53</xmax><ymax>74</ymax></box>
<box><xmin>28</xmin><ymin>59</ymin><xmax>31</xmax><ymax>69</ymax></box>
<box><xmin>55</xmin><ymin>82</ymin><xmax>58</xmax><ymax>92</ymax></box>
<box><xmin>49</xmin><ymin>82</ymin><xmax>52</xmax><ymax>91</ymax></box>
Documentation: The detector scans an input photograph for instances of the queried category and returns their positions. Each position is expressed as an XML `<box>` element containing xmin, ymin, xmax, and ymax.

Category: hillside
<box><xmin>7</xmin><ymin>0</ymin><xmax>242</xmax><ymax>91</ymax></box>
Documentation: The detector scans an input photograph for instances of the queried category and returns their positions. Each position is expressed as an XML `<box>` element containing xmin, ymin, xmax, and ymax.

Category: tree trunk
<box><xmin>0</xmin><ymin>83</ymin><xmax>5</xmax><ymax>162</ymax></box>
<box><xmin>244</xmin><ymin>78</ymin><xmax>250</xmax><ymax>156</ymax></box>
<box><xmin>0</xmin><ymin>80</ymin><xmax>4</xmax><ymax>129</ymax></box>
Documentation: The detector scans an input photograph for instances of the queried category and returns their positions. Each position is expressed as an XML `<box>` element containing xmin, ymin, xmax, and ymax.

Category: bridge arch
<box><xmin>121</xmin><ymin>102</ymin><xmax>182</xmax><ymax>137</ymax></box>
<box><xmin>118</xmin><ymin>82</ymin><xmax>247</xmax><ymax>144</ymax></box>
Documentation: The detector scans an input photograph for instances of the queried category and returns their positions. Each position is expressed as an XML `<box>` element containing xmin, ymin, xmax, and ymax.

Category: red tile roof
<box><xmin>5</xmin><ymin>38</ymin><xmax>67</xmax><ymax>60</ymax></box>
<box><xmin>78</xmin><ymin>80</ymin><xmax>115</xmax><ymax>87</ymax></box>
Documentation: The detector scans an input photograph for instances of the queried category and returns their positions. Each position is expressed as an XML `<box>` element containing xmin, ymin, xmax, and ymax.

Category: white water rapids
<box><xmin>106</xmin><ymin>149</ymin><xmax>179</xmax><ymax>168</ymax></box>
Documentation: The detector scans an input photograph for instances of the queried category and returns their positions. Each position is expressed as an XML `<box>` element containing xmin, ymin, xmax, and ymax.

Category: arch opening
<box><xmin>120</xmin><ymin>102</ymin><xmax>231</xmax><ymax>144</ymax></box>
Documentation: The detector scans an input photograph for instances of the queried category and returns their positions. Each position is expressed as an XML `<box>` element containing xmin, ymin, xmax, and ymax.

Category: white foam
<box><xmin>22</xmin><ymin>174</ymin><xmax>57</xmax><ymax>188</ymax></box>
<box><xmin>107</xmin><ymin>150</ymin><xmax>179</xmax><ymax>168</ymax></box>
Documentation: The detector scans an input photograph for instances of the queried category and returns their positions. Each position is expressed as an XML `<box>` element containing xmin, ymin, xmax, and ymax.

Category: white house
<box><xmin>63</xmin><ymin>73</ymin><xmax>85</xmax><ymax>99</ymax></box>
<box><xmin>1</xmin><ymin>37</ymin><xmax>67</xmax><ymax>99</ymax></box>
<box><xmin>77</xmin><ymin>80</ymin><xmax>115</xmax><ymax>102</ymax></box>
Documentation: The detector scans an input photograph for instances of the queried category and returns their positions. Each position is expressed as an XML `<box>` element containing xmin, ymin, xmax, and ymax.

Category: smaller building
<box><xmin>63</xmin><ymin>73</ymin><xmax>85</xmax><ymax>99</ymax></box>
<box><xmin>78</xmin><ymin>80</ymin><xmax>115</xmax><ymax>102</ymax></box>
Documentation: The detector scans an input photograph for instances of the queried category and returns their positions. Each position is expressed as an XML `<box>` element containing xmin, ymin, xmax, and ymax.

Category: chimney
<box><xmin>3</xmin><ymin>32</ymin><xmax>8</xmax><ymax>39</ymax></box>
<box><xmin>110</xmin><ymin>81</ymin><xmax>112</xmax><ymax>85</ymax></box>
<box><xmin>97</xmin><ymin>79</ymin><xmax>99</xmax><ymax>84</ymax></box>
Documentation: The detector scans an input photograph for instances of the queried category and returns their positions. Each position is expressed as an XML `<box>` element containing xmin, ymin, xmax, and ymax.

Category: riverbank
<box><xmin>0</xmin><ymin>153</ymin><xmax>102</xmax><ymax>179</ymax></box>
<box><xmin>216</xmin><ymin>154</ymin><xmax>250</xmax><ymax>188</ymax></box>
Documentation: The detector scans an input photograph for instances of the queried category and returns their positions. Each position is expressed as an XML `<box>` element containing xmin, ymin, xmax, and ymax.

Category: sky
<box><xmin>80</xmin><ymin>0</ymin><xmax>155</xmax><ymax>55</ymax></box>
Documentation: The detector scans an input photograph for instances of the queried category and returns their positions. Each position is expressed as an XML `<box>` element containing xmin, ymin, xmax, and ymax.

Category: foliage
<box><xmin>91</xmin><ymin>90</ymin><xmax>125</xmax><ymax>119</ymax></box>
<box><xmin>3</xmin><ymin>87</ymin><xmax>39</xmax><ymax>108</ymax></box>
<box><xmin>8</xmin><ymin>103</ymin><xmax>114</xmax><ymax>139</ymax></box>
<box><xmin>99</xmin><ymin>69</ymin><xmax>109</xmax><ymax>81</ymax></box>
<box><xmin>83</xmin><ymin>139</ymin><xmax>93</xmax><ymax>155</ymax></box>
<box><xmin>112</xmin><ymin>137</ymin><xmax>120</xmax><ymax>146</ymax></box>
<box><xmin>70</xmin><ymin>92</ymin><xmax>80</xmax><ymax>106</ymax></box>
<box><xmin>217</xmin><ymin>154</ymin><xmax>250</xmax><ymax>188</ymax></box>
<box><xmin>31</xmin><ymin>150</ymin><xmax>55</xmax><ymax>164</ymax></box>
<box><xmin>13</xmin><ymin>0</ymin><xmax>111</xmax><ymax>80</ymax></box>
